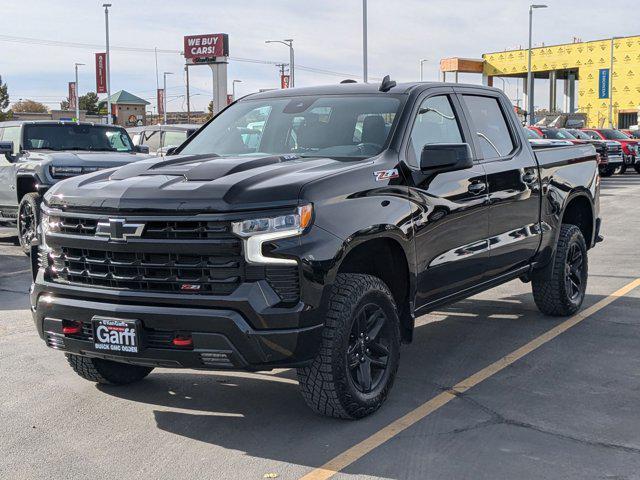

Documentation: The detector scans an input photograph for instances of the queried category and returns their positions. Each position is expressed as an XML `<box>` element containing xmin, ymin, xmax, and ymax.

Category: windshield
<box><xmin>567</xmin><ymin>129</ymin><xmax>590</xmax><ymax>140</ymax></box>
<box><xmin>24</xmin><ymin>124</ymin><xmax>134</xmax><ymax>152</ymax></box>
<box><xmin>525</xmin><ymin>128</ymin><xmax>541</xmax><ymax>139</ymax></box>
<box><xmin>180</xmin><ymin>95</ymin><xmax>402</xmax><ymax>159</ymax></box>
<box><xmin>544</xmin><ymin>129</ymin><xmax>575</xmax><ymax>140</ymax></box>
<box><xmin>599</xmin><ymin>129</ymin><xmax>630</xmax><ymax>140</ymax></box>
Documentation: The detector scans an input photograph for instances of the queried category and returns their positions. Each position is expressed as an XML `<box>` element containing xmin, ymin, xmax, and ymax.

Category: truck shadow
<box><xmin>96</xmin><ymin>290</ymin><xmax>636</xmax><ymax>475</ymax></box>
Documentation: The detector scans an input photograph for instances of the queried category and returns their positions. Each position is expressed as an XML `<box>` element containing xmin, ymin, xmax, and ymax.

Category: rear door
<box><xmin>403</xmin><ymin>88</ymin><xmax>490</xmax><ymax>308</ymax></box>
<box><xmin>457</xmin><ymin>89</ymin><xmax>542</xmax><ymax>278</ymax></box>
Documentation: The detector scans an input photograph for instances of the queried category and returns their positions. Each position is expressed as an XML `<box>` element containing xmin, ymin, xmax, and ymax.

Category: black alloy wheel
<box><xmin>347</xmin><ymin>303</ymin><xmax>391</xmax><ymax>393</ymax></box>
<box><xmin>565</xmin><ymin>242</ymin><xmax>585</xmax><ymax>302</ymax></box>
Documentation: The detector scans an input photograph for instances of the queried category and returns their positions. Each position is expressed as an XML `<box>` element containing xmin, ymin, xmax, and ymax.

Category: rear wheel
<box><xmin>635</xmin><ymin>164</ymin><xmax>640</xmax><ymax>174</ymax></box>
<box><xmin>65</xmin><ymin>354</ymin><xmax>154</xmax><ymax>385</ymax></box>
<box><xmin>17</xmin><ymin>192</ymin><xmax>41</xmax><ymax>255</ymax></box>
<box><xmin>297</xmin><ymin>273</ymin><xmax>401</xmax><ymax>419</ymax></box>
<box><xmin>619</xmin><ymin>164</ymin><xmax>627</xmax><ymax>175</ymax></box>
<box><xmin>532</xmin><ymin>224</ymin><xmax>588</xmax><ymax>316</ymax></box>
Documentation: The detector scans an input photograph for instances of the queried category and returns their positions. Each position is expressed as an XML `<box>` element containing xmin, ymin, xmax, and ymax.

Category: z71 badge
<box><xmin>373</xmin><ymin>169</ymin><xmax>400</xmax><ymax>182</ymax></box>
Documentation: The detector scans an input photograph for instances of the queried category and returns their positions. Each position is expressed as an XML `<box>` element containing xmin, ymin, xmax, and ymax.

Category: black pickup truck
<box><xmin>0</xmin><ymin>121</ymin><xmax>149</xmax><ymax>252</ymax></box>
<box><xmin>31</xmin><ymin>80</ymin><xmax>601</xmax><ymax>419</ymax></box>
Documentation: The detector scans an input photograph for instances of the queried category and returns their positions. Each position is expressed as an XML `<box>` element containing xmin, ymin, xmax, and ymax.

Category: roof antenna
<box><xmin>379</xmin><ymin>75</ymin><xmax>396</xmax><ymax>92</ymax></box>
<box><xmin>340</xmin><ymin>79</ymin><xmax>357</xmax><ymax>84</ymax></box>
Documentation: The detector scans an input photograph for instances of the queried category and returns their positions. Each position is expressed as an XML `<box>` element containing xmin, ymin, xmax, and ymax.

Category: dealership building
<box><xmin>441</xmin><ymin>35</ymin><xmax>640</xmax><ymax>128</ymax></box>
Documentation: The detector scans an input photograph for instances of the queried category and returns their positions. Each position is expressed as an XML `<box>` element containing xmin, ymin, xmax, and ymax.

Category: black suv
<box><xmin>32</xmin><ymin>81</ymin><xmax>600</xmax><ymax>418</ymax></box>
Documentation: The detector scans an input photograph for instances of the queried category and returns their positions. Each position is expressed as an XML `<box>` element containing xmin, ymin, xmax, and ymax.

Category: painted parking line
<box><xmin>0</xmin><ymin>268</ymin><xmax>31</xmax><ymax>279</ymax></box>
<box><xmin>299</xmin><ymin>278</ymin><xmax>640</xmax><ymax>480</ymax></box>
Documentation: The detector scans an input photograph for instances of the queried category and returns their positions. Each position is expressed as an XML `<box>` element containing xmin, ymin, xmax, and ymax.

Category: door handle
<box><xmin>468</xmin><ymin>181</ymin><xmax>487</xmax><ymax>195</ymax></box>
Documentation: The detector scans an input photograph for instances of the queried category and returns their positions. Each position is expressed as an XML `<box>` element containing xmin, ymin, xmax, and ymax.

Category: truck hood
<box><xmin>25</xmin><ymin>150</ymin><xmax>150</xmax><ymax>166</ymax></box>
<box><xmin>45</xmin><ymin>153</ymin><xmax>363</xmax><ymax>213</ymax></box>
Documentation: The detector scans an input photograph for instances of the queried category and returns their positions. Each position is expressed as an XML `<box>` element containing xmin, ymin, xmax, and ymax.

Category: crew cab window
<box><xmin>462</xmin><ymin>95</ymin><xmax>515</xmax><ymax>160</ymax></box>
<box><xmin>583</xmin><ymin>130</ymin><xmax>601</xmax><ymax>140</ymax></box>
<box><xmin>162</xmin><ymin>130</ymin><xmax>187</xmax><ymax>148</ymax></box>
<box><xmin>2</xmin><ymin>126</ymin><xmax>21</xmax><ymax>154</ymax></box>
<box><xmin>408</xmin><ymin>95</ymin><xmax>462</xmax><ymax>166</ymax></box>
<box><xmin>142</xmin><ymin>130</ymin><xmax>161</xmax><ymax>152</ymax></box>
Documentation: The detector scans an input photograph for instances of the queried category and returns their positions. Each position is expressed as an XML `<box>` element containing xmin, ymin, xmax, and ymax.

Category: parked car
<box><xmin>562</xmin><ymin>128</ymin><xmax>625</xmax><ymax>177</ymax></box>
<box><xmin>620</xmin><ymin>129</ymin><xmax>640</xmax><ymax>140</ymax></box>
<box><xmin>32</xmin><ymin>81</ymin><xmax>600</xmax><ymax>419</ymax></box>
<box><xmin>581</xmin><ymin>128</ymin><xmax>640</xmax><ymax>174</ymax></box>
<box><xmin>524</xmin><ymin>127</ymin><xmax>574</xmax><ymax>149</ymax></box>
<box><xmin>0</xmin><ymin>121</ymin><xmax>150</xmax><ymax>252</ymax></box>
<box><xmin>128</xmin><ymin>124</ymin><xmax>200</xmax><ymax>156</ymax></box>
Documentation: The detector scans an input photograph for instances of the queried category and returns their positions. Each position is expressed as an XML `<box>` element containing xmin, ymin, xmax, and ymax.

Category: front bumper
<box><xmin>31</xmin><ymin>272</ymin><xmax>324</xmax><ymax>371</ymax></box>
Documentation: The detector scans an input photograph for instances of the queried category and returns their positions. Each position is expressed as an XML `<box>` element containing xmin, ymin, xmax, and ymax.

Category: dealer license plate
<box><xmin>92</xmin><ymin>317</ymin><xmax>140</xmax><ymax>354</ymax></box>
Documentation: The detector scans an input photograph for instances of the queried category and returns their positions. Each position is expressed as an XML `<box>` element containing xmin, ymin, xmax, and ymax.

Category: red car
<box><xmin>621</xmin><ymin>129</ymin><xmax>640</xmax><ymax>140</ymax></box>
<box><xmin>581</xmin><ymin>128</ymin><xmax>640</xmax><ymax>174</ymax></box>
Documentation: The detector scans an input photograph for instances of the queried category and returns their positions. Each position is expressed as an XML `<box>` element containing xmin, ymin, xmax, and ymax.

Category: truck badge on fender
<box><xmin>373</xmin><ymin>169</ymin><xmax>399</xmax><ymax>181</ymax></box>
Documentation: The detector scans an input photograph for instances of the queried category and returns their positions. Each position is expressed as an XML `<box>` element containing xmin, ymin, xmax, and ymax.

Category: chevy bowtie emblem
<box><xmin>96</xmin><ymin>218</ymin><xmax>145</xmax><ymax>242</ymax></box>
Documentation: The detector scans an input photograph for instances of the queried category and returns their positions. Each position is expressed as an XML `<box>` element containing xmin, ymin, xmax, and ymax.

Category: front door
<box><xmin>457</xmin><ymin>90</ymin><xmax>542</xmax><ymax>278</ymax></box>
<box><xmin>0</xmin><ymin>126</ymin><xmax>20</xmax><ymax>210</ymax></box>
<box><xmin>403</xmin><ymin>91</ymin><xmax>490</xmax><ymax>309</ymax></box>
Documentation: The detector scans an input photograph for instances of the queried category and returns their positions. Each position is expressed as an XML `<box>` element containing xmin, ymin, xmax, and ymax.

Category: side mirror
<box><xmin>0</xmin><ymin>141</ymin><xmax>15</xmax><ymax>161</ymax></box>
<box><xmin>165</xmin><ymin>146</ymin><xmax>178</xmax><ymax>156</ymax></box>
<box><xmin>133</xmin><ymin>145</ymin><xmax>150</xmax><ymax>154</ymax></box>
<box><xmin>420</xmin><ymin>143</ymin><xmax>473</xmax><ymax>173</ymax></box>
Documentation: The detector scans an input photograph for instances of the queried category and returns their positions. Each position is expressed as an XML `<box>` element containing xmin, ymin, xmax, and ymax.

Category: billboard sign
<box><xmin>68</xmin><ymin>82</ymin><xmax>77</xmax><ymax>110</ymax></box>
<box><xmin>280</xmin><ymin>74</ymin><xmax>290</xmax><ymax>89</ymax></box>
<box><xmin>95</xmin><ymin>53</ymin><xmax>107</xmax><ymax>94</ymax></box>
<box><xmin>183</xmin><ymin>34</ymin><xmax>229</xmax><ymax>64</ymax></box>
<box><xmin>157</xmin><ymin>89</ymin><xmax>165</xmax><ymax>115</ymax></box>
<box><xmin>599</xmin><ymin>68</ymin><xmax>610</xmax><ymax>99</ymax></box>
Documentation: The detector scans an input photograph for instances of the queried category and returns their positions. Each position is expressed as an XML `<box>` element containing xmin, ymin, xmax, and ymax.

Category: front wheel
<box><xmin>619</xmin><ymin>164</ymin><xmax>627</xmax><ymax>175</ymax></box>
<box><xmin>532</xmin><ymin>224</ymin><xmax>588</xmax><ymax>316</ymax></box>
<box><xmin>17</xmin><ymin>192</ymin><xmax>41</xmax><ymax>255</ymax></box>
<box><xmin>599</xmin><ymin>166</ymin><xmax>615</xmax><ymax>177</ymax></box>
<box><xmin>634</xmin><ymin>164</ymin><xmax>640</xmax><ymax>175</ymax></box>
<box><xmin>66</xmin><ymin>354</ymin><xmax>154</xmax><ymax>385</ymax></box>
<box><xmin>297</xmin><ymin>273</ymin><xmax>401</xmax><ymax>419</ymax></box>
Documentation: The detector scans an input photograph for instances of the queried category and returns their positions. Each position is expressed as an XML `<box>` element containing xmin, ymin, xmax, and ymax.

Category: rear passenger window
<box><xmin>142</xmin><ymin>130</ymin><xmax>160</xmax><ymax>152</ymax></box>
<box><xmin>462</xmin><ymin>95</ymin><xmax>515</xmax><ymax>160</ymax></box>
<box><xmin>408</xmin><ymin>95</ymin><xmax>463</xmax><ymax>166</ymax></box>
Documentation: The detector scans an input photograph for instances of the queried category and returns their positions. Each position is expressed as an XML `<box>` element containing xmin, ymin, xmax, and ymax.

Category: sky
<box><xmin>2</xmin><ymin>0</ymin><xmax>639</xmax><ymax>113</ymax></box>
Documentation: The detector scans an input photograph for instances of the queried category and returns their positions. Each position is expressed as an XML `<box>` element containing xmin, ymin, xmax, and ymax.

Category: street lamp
<box><xmin>609</xmin><ymin>36</ymin><xmax>621</xmax><ymax>128</ymax></box>
<box><xmin>74</xmin><ymin>63</ymin><xmax>84</xmax><ymax>123</ymax></box>
<box><xmin>232</xmin><ymin>80</ymin><xmax>242</xmax><ymax>101</ymax></box>
<box><xmin>163</xmin><ymin>72</ymin><xmax>173</xmax><ymax>124</ymax></box>
<box><xmin>266</xmin><ymin>39</ymin><xmax>294</xmax><ymax>87</ymax></box>
<box><xmin>419</xmin><ymin>59</ymin><xmax>428</xmax><ymax>81</ymax></box>
<box><xmin>103</xmin><ymin>3</ymin><xmax>112</xmax><ymax>124</ymax></box>
<box><xmin>362</xmin><ymin>0</ymin><xmax>368</xmax><ymax>83</ymax></box>
<box><xmin>527</xmin><ymin>4</ymin><xmax>548</xmax><ymax>125</ymax></box>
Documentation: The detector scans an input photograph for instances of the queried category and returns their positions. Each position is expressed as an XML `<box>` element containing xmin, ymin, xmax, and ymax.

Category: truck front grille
<box><xmin>44</xmin><ymin>212</ymin><xmax>300</xmax><ymax>304</ymax></box>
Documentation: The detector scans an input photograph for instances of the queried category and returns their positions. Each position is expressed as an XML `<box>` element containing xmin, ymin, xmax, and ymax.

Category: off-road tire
<box><xmin>297</xmin><ymin>273</ymin><xmax>401</xmax><ymax>419</ymax></box>
<box><xmin>619</xmin><ymin>164</ymin><xmax>627</xmax><ymax>175</ymax></box>
<box><xmin>634</xmin><ymin>164</ymin><xmax>640</xmax><ymax>175</ymax></box>
<box><xmin>532</xmin><ymin>224</ymin><xmax>588</xmax><ymax>316</ymax></box>
<box><xmin>17</xmin><ymin>192</ymin><xmax>41</xmax><ymax>255</ymax></box>
<box><xmin>65</xmin><ymin>354</ymin><xmax>153</xmax><ymax>385</ymax></box>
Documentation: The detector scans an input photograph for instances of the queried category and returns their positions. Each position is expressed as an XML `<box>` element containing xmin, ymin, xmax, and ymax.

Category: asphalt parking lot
<box><xmin>1</xmin><ymin>174</ymin><xmax>640</xmax><ymax>480</ymax></box>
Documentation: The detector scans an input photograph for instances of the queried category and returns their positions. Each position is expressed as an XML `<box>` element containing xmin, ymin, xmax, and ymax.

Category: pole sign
<box><xmin>68</xmin><ymin>82</ymin><xmax>77</xmax><ymax>110</ymax></box>
<box><xmin>183</xmin><ymin>34</ymin><xmax>229</xmax><ymax>64</ymax></box>
<box><xmin>280</xmin><ymin>74</ymin><xmax>290</xmax><ymax>89</ymax></box>
<box><xmin>157</xmin><ymin>88</ymin><xmax>165</xmax><ymax>115</ymax></box>
<box><xmin>95</xmin><ymin>53</ymin><xmax>107</xmax><ymax>94</ymax></box>
<box><xmin>599</xmin><ymin>68</ymin><xmax>610</xmax><ymax>99</ymax></box>
<box><xmin>227</xmin><ymin>94</ymin><xmax>234</xmax><ymax>105</ymax></box>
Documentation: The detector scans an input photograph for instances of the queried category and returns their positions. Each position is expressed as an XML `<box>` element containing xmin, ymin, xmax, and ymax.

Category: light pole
<box><xmin>74</xmin><ymin>62</ymin><xmax>84</xmax><ymax>122</ymax></box>
<box><xmin>419</xmin><ymin>59</ymin><xmax>428</xmax><ymax>81</ymax></box>
<box><xmin>266</xmin><ymin>39</ymin><xmax>295</xmax><ymax>87</ymax></box>
<box><xmin>609</xmin><ymin>36</ymin><xmax>621</xmax><ymax>128</ymax></box>
<box><xmin>103</xmin><ymin>3</ymin><xmax>112</xmax><ymax>124</ymax></box>
<box><xmin>362</xmin><ymin>0</ymin><xmax>368</xmax><ymax>83</ymax></box>
<box><xmin>232</xmin><ymin>80</ymin><xmax>242</xmax><ymax>100</ymax></box>
<box><xmin>527</xmin><ymin>4</ymin><xmax>547</xmax><ymax>125</ymax></box>
<box><xmin>163</xmin><ymin>72</ymin><xmax>173</xmax><ymax>124</ymax></box>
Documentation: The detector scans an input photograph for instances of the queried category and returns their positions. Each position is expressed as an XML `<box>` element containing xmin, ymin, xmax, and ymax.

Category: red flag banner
<box><xmin>68</xmin><ymin>82</ymin><xmax>77</xmax><ymax>110</ymax></box>
<box><xmin>157</xmin><ymin>88</ymin><xmax>165</xmax><ymax>115</ymax></box>
<box><xmin>281</xmin><ymin>74</ymin><xmax>290</xmax><ymax>89</ymax></box>
<box><xmin>95</xmin><ymin>53</ymin><xmax>107</xmax><ymax>94</ymax></box>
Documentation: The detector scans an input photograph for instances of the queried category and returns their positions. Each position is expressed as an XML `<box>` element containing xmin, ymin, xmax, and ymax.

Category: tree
<box><xmin>60</xmin><ymin>92</ymin><xmax>100</xmax><ymax>114</ymax></box>
<box><xmin>0</xmin><ymin>77</ymin><xmax>10</xmax><ymax>121</ymax></box>
<box><xmin>12</xmin><ymin>99</ymin><xmax>49</xmax><ymax>113</ymax></box>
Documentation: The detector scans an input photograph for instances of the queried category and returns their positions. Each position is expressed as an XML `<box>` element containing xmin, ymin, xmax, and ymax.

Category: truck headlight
<box><xmin>232</xmin><ymin>205</ymin><xmax>313</xmax><ymax>265</ymax></box>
